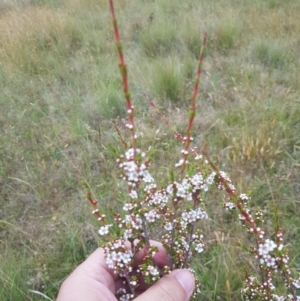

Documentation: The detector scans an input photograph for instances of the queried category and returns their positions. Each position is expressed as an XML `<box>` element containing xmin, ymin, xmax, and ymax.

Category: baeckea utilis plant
<box><xmin>86</xmin><ymin>1</ymin><xmax>300</xmax><ymax>300</ymax></box>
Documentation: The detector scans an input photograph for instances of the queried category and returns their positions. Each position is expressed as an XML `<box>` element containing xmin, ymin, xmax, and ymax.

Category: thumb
<box><xmin>135</xmin><ymin>269</ymin><xmax>195</xmax><ymax>301</ymax></box>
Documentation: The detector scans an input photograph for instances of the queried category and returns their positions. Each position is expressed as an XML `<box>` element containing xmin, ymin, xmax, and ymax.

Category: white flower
<box><xmin>132</xmin><ymin>216</ymin><xmax>143</xmax><ymax>229</ymax></box>
<box><xmin>181</xmin><ymin>208</ymin><xmax>208</xmax><ymax>224</ymax></box>
<box><xmin>111</xmin><ymin>251</ymin><xmax>123</xmax><ymax>262</ymax></box>
<box><xmin>121</xmin><ymin>160</ymin><xmax>139</xmax><ymax>182</ymax></box>
<box><xmin>265</xmin><ymin>254</ymin><xmax>276</xmax><ymax>268</ymax></box>
<box><xmin>122</xmin><ymin>252</ymin><xmax>133</xmax><ymax>264</ymax></box>
<box><xmin>292</xmin><ymin>279</ymin><xmax>300</xmax><ymax>289</ymax></box>
<box><xmin>220</xmin><ymin>171</ymin><xmax>230</xmax><ymax>181</ymax></box>
<box><xmin>228</xmin><ymin>183</ymin><xmax>236</xmax><ymax>191</ymax></box>
<box><xmin>181</xmin><ymin>211</ymin><xmax>189</xmax><ymax>221</ymax></box>
<box><xmin>144</xmin><ymin>183</ymin><xmax>157</xmax><ymax>193</ymax></box>
<box><xmin>181</xmin><ymin>237</ymin><xmax>189</xmax><ymax>251</ymax></box>
<box><xmin>265</xmin><ymin>239</ymin><xmax>277</xmax><ymax>252</ymax></box>
<box><xmin>164</xmin><ymin>222</ymin><xmax>173</xmax><ymax>231</ymax></box>
<box><xmin>195</xmin><ymin>243</ymin><xmax>204</xmax><ymax>253</ymax></box>
<box><xmin>147</xmin><ymin>265</ymin><xmax>159</xmax><ymax>276</ymax></box>
<box><xmin>145</xmin><ymin>210</ymin><xmax>159</xmax><ymax>223</ymax></box>
<box><xmin>175</xmin><ymin>159</ymin><xmax>184</xmax><ymax>167</ymax></box>
<box><xmin>225</xmin><ymin>202</ymin><xmax>236</xmax><ymax>210</ymax></box>
<box><xmin>99</xmin><ymin>225</ymin><xmax>111</xmax><ymax>236</ymax></box>
<box><xmin>125</xmin><ymin>148</ymin><xmax>136</xmax><ymax>160</ymax></box>
<box><xmin>123</xmin><ymin>203</ymin><xmax>134</xmax><ymax>211</ymax></box>
<box><xmin>239</xmin><ymin>214</ymin><xmax>246</xmax><ymax>221</ymax></box>
<box><xmin>196</xmin><ymin>208</ymin><xmax>208</xmax><ymax>219</ymax></box>
<box><xmin>201</xmin><ymin>184</ymin><xmax>208</xmax><ymax>192</ymax></box>
<box><xmin>113</xmin><ymin>239</ymin><xmax>123</xmax><ymax>249</ymax></box>
<box><xmin>175</xmin><ymin>182</ymin><xmax>188</xmax><ymax>199</ymax></box>
<box><xmin>180</xmin><ymin>220</ymin><xmax>188</xmax><ymax>229</ymax></box>
<box><xmin>141</xmin><ymin>170</ymin><xmax>154</xmax><ymax>183</ymax></box>
<box><xmin>123</xmin><ymin>229</ymin><xmax>133</xmax><ymax>240</ymax></box>
<box><xmin>191</xmin><ymin>173</ymin><xmax>203</xmax><ymax>184</ymax></box>
<box><xmin>240</xmin><ymin>193</ymin><xmax>250</xmax><ymax>201</ymax></box>
<box><xmin>191</xmin><ymin>173</ymin><xmax>204</xmax><ymax>191</ymax></box>
<box><xmin>206</xmin><ymin>172</ymin><xmax>216</xmax><ymax>185</ymax></box>
<box><xmin>258</xmin><ymin>239</ymin><xmax>277</xmax><ymax>256</ymax></box>
<box><xmin>105</xmin><ymin>255</ymin><xmax>114</xmax><ymax>269</ymax></box>
<box><xmin>148</xmin><ymin>191</ymin><xmax>168</xmax><ymax>207</ymax></box>
<box><xmin>258</xmin><ymin>243</ymin><xmax>269</xmax><ymax>256</ymax></box>
<box><xmin>129</xmin><ymin>190</ymin><xmax>138</xmax><ymax>199</ymax></box>
<box><xmin>258</xmin><ymin>239</ymin><xmax>278</xmax><ymax>268</ymax></box>
<box><xmin>166</xmin><ymin>184</ymin><xmax>174</xmax><ymax>195</ymax></box>
<box><xmin>124</xmin><ymin>214</ymin><xmax>143</xmax><ymax>230</ymax></box>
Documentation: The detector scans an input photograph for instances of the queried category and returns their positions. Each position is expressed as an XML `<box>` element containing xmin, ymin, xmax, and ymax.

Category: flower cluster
<box><xmin>241</xmin><ymin>275</ymin><xmax>300</xmax><ymax>301</ymax></box>
<box><xmin>95</xmin><ymin>147</ymin><xmax>215</xmax><ymax>299</ymax></box>
<box><xmin>257</xmin><ymin>239</ymin><xmax>279</xmax><ymax>269</ymax></box>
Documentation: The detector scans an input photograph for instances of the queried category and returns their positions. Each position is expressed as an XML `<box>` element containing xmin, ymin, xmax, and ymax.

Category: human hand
<box><xmin>56</xmin><ymin>242</ymin><xmax>195</xmax><ymax>301</ymax></box>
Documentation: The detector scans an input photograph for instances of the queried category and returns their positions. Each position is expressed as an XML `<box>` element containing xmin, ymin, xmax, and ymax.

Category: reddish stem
<box><xmin>204</xmin><ymin>156</ymin><xmax>260</xmax><ymax>236</ymax></box>
<box><xmin>109</xmin><ymin>0</ymin><xmax>136</xmax><ymax>150</ymax></box>
<box><xmin>181</xmin><ymin>33</ymin><xmax>207</xmax><ymax>174</ymax></box>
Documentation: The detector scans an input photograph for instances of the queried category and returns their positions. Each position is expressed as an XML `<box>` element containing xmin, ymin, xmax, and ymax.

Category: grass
<box><xmin>0</xmin><ymin>0</ymin><xmax>300</xmax><ymax>300</ymax></box>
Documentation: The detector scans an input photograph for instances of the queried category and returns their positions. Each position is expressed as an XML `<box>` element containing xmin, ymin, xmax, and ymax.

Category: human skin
<box><xmin>56</xmin><ymin>243</ymin><xmax>195</xmax><ymax>301</ymax></box>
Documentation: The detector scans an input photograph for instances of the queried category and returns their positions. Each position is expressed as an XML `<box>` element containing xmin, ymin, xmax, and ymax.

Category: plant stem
<box><xmin>181</xmin><ymin>32</ymin><xmax>207</xmax><ymax>175</ymax></box>
<box><xmin>109</xmin><ymin>0</ymin><xmax>136</xmax><ymax>151</ymax></box>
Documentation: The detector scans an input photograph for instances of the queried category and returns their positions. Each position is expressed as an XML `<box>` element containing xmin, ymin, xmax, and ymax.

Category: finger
<box><xmin>80</xmin><ymin>248</ymin><xmax>119</xmax><ymax>282</ymax></box>
<box><xmin>133</xmin><ymin>240</ymin><xmax>168</xmax><ymax>268</ymax></box>
<box><xmin>131</xmin><ymin>240</ymin><xmax>169</xmax><ymax>293</ymax></box>
<box><xmin>56</xmin><ymin>248</ymin><xmax>119</xmax><ymax>301</ymax></box>
<box><xmin>134</xmin><ymin>269</ymin><xmax>195</xmax><ymax>301</ymax></box>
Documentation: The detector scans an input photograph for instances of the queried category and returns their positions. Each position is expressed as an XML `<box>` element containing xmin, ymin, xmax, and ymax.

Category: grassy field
<box><xmin>0</xmin><ymin>0</ymin><xmax>300</xmax><ymax>300</ymax></box>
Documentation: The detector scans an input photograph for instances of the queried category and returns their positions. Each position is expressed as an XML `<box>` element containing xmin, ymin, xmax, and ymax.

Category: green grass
<box><xmin>1</xmin><ymin>0</ymin><xmax>300</xmax><ymax>300</ymax></box>
<box><xmin>252</xmin><ymin>39</ymin><xmax>287</xmax><ymax>69</ymax></box>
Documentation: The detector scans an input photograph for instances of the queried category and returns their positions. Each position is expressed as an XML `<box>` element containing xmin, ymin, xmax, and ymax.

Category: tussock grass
<box><xmin>252</xmin><ymin>40</ymin><xmax>286</xmax><ymax>69</ymax></box>
<box><xmin>139</xmin><ymin>23</ymin><xmax>179</xmax><ymax>57</ymax></box>
<box><xmin>151</xmin><ymin>56</ymin><xmax>186</xmax><ymax>103</ymax></box>
<box><xmin>0</xmin><ymin>0</ymin><xmax>300</xmax><ymax>300</ymax></box>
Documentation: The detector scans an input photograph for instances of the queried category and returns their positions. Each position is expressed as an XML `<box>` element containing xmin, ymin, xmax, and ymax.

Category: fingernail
<box><xmin>172</xmin><ymin>269</ymin><xmax>195</xmax><ymax>300</ymax></box>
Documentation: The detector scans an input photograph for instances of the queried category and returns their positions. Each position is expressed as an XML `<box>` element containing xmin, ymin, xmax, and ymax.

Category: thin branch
<box><xmin>109</xmin><ymin>0</ymin><xmax>136</xmax><ymax>150</ymax></box>
<box><xmin>181</xmin><ymin>32</ymin><xmax>207</xmax><ymax>174</ymax></box>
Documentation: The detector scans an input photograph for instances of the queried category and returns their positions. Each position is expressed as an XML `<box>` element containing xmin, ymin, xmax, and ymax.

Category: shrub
<box><xmin>87</xmin><ymin>1</ymin><xmax>300</xmax><ymax>300</ymax></box>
